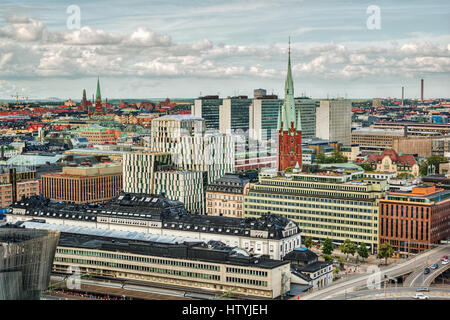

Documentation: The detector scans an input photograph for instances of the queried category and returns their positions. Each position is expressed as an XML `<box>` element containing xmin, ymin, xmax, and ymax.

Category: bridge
<box><xmin>296</xmin><ymin>245</ymin><xmax>450</xmax><ymax>300</ymax></box>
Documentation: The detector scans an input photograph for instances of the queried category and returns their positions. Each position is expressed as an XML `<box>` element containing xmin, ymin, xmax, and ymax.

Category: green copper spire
<box><xmin>281</xmin><ymin>38</ymin><xmax>297</xmax><ymax>130</ymax></box>
<box><xmin>96</xmin><ymin>77</ymin><xmax>102</xmax><ymax>102</ymax></box>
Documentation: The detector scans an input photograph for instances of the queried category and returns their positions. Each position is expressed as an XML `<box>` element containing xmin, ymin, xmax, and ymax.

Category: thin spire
<box><xmin>96</xmin><ymin>76</ymin><xmax>101</xmax><ymax>102</ymax></box>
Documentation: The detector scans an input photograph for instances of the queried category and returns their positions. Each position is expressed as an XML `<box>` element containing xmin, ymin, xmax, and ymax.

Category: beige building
<box><xmin>365</xmin><ymin>149</ymin><xmax>420</xmax><ymax>177</ymax></box>
<box><xmin>351</xmin><ymin>128</ymin><xmax>405</xmax><ymax>150</ymax></box>
<box><xmin>206</xmin><ymin>173</ymin><xmax>251</xmax><ymax>218</ymax></box>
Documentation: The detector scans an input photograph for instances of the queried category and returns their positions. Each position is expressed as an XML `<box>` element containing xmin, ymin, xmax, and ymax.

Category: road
<box><xmin>298</xmin><ymin>245</ymin><xmax>450</xmax><ymax>300</ymax></box>
<box><xmin>329</xmin><ymin>286</ymin><xmax>450</xmax><ymax>300</ymax></box>
<box><xmin>405</xmin><ymin>259</ymin><xmax>450</xmax><ymax>287</ymax></box>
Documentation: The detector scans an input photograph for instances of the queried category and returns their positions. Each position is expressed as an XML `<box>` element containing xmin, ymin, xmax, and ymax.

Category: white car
<box><xmin>413</xmin><ymin>293</ymin><xmax>429</xmax><ymax>300</ymax></box>
<box><xmin>442</xmin><ymin>259</ymin><xmax>449</xmax><ymax>265</ymax></box>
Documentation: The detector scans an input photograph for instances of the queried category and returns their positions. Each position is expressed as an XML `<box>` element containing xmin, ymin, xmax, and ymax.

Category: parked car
<box><xmin>416</xmin><ymin>287</ymin><xmax>429</xmax><ymax>292</ymax></box>
<box><xmin>442</xmin><ymin>259</ymin><xmax>448</xmax><ymax>265</ymax></box>
<box><xmin>424</xmin><ymin>268</ymin><xmax>430</xmax><ymax>274</ymax></box>
<box><xmin>430</xmin><ymin>264</ymin><xmax>438</xmax><ymax>270</ymax></box>
<box><xmin>413</xmin><ymin>293</ymin><xmax>429</xmax><ymax>300</ymax></box>
<box><xmin>441</xmin><ymin>256</ymin><xmax>448</xmax><ymax>261</ymax></box>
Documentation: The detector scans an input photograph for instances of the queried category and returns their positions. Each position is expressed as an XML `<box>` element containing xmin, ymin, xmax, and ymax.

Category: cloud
<box><xmin>0</xmin><ymin>15</ymin><xmax>448</xmax><ymax>89</ymax></box>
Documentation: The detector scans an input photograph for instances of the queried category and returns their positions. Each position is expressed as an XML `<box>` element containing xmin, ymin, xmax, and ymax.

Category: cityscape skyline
<box><xmin>0</xmin><ymin>0</ymin><xmax>449</xmax><ymax>100</ymax></box>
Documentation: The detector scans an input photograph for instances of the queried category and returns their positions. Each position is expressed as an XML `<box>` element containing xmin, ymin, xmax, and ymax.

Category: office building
<box><xmin>219</xmin><ymin>96</ymin><xmax>253</xmax><ymax>134</ymax></box>
<box><xmin>7</xmin><ymin>193</ymin><xmax>301</xmax><ymax>260</ymax></box>
<box><xmin>192</xmin><ymin>96</ymin><xmax>223</xmax><ymax>130</ymax></box>
<box><xmin>244</xmin><ymin>165</ymin><xmax>387</xmax><ymax>253</ymax></box>
<box><xmin>124</xmin><ymin>115</ymin><xmax>234</xmax><ymax>213</ymax></box>
<box><xmin>379</xmin><ymin>185</ymin><xmax>450</xmax><ymax>255</ymax></box>
<box><xmin>249</xmin><ymin>95</ymin><xmax>281</xmax><ymax>142</ymax></box>
<box><xmin>295</xmin><ymin>98</ymin><xmax>317</xmax><ymax>140</ymax></box>
<box><xmin>41</xmin><ymin>163</ymin><xmax>122</xmax><ymax>204</ymax></box>
<box><xmin>316</xmin><ymin>99</ymin><xmax>352</xmax><ymax>146</ymax></box>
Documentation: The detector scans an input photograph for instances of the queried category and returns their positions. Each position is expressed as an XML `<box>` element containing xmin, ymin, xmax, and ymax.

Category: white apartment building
<box><xmin>315</xmin><ymin>99</ymin><xmax>352</xmax><ymax>146</ymax></box>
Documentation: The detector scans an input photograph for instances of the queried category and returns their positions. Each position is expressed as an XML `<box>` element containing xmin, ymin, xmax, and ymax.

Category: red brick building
<box><xmin>379</xmin><ymin>185</ymin><xmax>450</xmax><ymax>256</ymax></box>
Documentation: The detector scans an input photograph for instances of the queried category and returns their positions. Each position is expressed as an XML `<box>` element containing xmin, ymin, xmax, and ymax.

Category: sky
<box><xmin>0</xmin><ymin>0</ymin><xmax>449</xmax><ymax>100</ymax></box>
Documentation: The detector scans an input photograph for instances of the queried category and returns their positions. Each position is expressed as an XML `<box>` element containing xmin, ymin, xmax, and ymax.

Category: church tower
<box><xmin>278</xmin><ymin>39</ymin><xmax>302</xmax><ymax>172</ymax></box>
<box><xmin>93</xmin><ymin>77</ymin><xmax>104</xmax><ymax>116</ymax></box>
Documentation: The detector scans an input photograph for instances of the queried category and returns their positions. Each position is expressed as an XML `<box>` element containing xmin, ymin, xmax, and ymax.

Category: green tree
<box><xmin>330</xmin><ymin>150</ymin><xmax>348</xmax><ymax>163</ymax></box>
<box><xmin>304</xmin><ymin>236</ymin><xmax>313</xmax><ymax>249</ymax></box>
<box><xmin>347</xmin><ymin>242</ymin><xmax>357</xmax><ymax>258</ymax></box>
<box><xmin>285</xmin><ymin>166</ymin><xmax>295</xmax><ymax>173</ymax></box>
<box><xmin>360</xmin><ymin>163</ymin><xmax>374</xmax><ymax>171</ymax></box>
<box><xmin>420</xmin><ymin>155</ymin><xmax>449</xmax><ymax>176</ymax></box>
<box><xmin>339</xmin><ymin>239</ymin><xmax>355</xmax><ymax>260</ymax></box>
<box><xmin>315</xmin><ymin>152</ymin><xmax>327</xmax><ymax>164</ymax></box>
<box><xmin>322</xmin><ymin>238</ymin><xmax>334</xmax><ymax>255</ymax></box>
<box><xmin>357</xmin><ymin>242</ymin><xmax>369</xmax><ymax>262</ymax></box>
<box><xmin>377</xmin><ymin>243</ymin><xmax>395</xmax><ymax>265</ymax></box>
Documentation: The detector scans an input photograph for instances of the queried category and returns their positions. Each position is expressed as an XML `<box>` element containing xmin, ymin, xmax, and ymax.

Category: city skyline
<box><xmin>0</xmin><ymin>0</ymin><xmax>449</xmax><ymax>100</ymax></box>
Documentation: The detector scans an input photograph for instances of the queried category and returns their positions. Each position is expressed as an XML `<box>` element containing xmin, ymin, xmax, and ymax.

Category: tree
<box><xmin>315</xmin><ymin>152</ymin><xmax>327</xmax><ymax>164</ymax></box>
<box><xmin>357</xmin><ymin>242</ymin><xmax>369</xmax><ymax>261</ymax></box>
<box><xmin>304</xmin><ymin>236</ymin><xmax>313</xmax><ymax>249</ymax></box>
<box><xmin>347</xmin><ymin>243</ymin><xmax>357</xmax><ymax>258</ymax></box>
<box><xmin>322</xmin><ymin>238</ymin><xmax>333</xmax><ymax>255</ymax></box>
<box><xmin>420</xmin><ymin>155</ymin><xmax>449</xmax><ymax>176</ymax></box>
<box><xmin>339</xmin><ymin>239</ymin><xmax>356</xmax><ymax>260</ymax></box>
<box><xmin>360</xmin><ymin>163</ymin><xmax>374</xmax><ymax>171</ymax></box>
<box><xmin>377</xmin><ymin>243</ymin><xmax>395</xmax><ymax>265</ymax></box>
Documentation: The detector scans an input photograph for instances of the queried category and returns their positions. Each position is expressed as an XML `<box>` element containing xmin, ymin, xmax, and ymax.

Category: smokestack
<box><xmin>401</xmin><ymin>86</ymin><xmax>404</xmax><ymax>106</ymax></box>
<box><xmin>421</xmin><ymin>79</ymin><xmax>424</xmax><ymax>102</ymax></box>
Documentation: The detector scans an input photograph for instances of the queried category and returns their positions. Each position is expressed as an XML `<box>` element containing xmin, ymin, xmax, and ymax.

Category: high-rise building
<box><xmin>249</xmin><ymin>95</ymin><xmax>281</xmax><ymax>142</ymax></box>
<box><xmin>219</xmin><ymin>96</ymin><xmax>253</xmax><ymax>134</ymax></box>
<box><xmin>123</xmin><ymin>115</ymin><xmax>234</xmax><ymax>213</ymax></box>
<box><xmin>315</xmin><ymin>99</ymin><xmax>352</xmax><ymax>146</ymax></box>
<box><xmin>295</xmin><ymin>97</ymin><xmax>318</xmax><ymax>140</ymax></box>
<box><xmin>277</xmin><ymin>45</ymin><xmax>302</xmax><ymax>171</ymax></box>
<box><xmin>192</xmin><ymin>96</ymin><xmax>222</xmax><ymax>130</ymax></box>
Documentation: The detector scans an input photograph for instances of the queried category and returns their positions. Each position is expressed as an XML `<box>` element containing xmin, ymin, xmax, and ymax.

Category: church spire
<box><xmin>281</xmin><ymin>37</ymin><xmax>296</xmax><ymax>130</ymax></box>
<box><xmin>96</xmin><ymin>77</ymin><xmax>101</xmax><ymax>102</ymax></box>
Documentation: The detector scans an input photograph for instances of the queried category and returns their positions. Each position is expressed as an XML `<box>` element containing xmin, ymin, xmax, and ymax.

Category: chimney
<box><xmin>401</xmin><ymin>86</ymin><xmax>404</xmax><ymax>106</ymax></box>
<box><xmin>421</xmin><ymin>79</ymin><xmax>424</xmax><ymax>102</ymax></box>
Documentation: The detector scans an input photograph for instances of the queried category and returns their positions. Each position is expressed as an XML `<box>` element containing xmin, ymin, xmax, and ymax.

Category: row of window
<box><xmin>56</xmin><ymin>249</ymin><xmax>220</xmax><ymax>271</ymax></box>
<box><xmin>226</xmin><ymin>267</ymin><xmax>267</xmax><ymax>277</ymax></box>
<box><xmin>55</xmin><ymin>257</ymin><xmax>220</xmax><ymax>281</ymax></box>
<box><xmin>226</xmin><ymin>277</ymin><xmax>268</xmax><ymax>287</ymax></box>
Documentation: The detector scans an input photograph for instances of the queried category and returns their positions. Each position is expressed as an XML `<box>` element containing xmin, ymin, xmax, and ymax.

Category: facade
<box><xmin>351</xmin><ymin>128</ymin><xmax>405</xmax><ymax>154</ymax></box>
<box><xmin>219</xmin><ymin>96</ymin><xmax>253</xmax><ymax>134</ymax></box>
<box><xmin>206</xmin><ymin>173</ymin><xmax>251</xmax><ymax>218</ymax></box>
<box><xmin>45</xmin><ymin>228</ymin><xmax>291</xmax><ymax>299</ymax></box>
<box><xmin>364</xmin><ymin>148</ymin><xmax>420</xmax><ymax>178</ymax></box>
<box><xmin>315</xmin><ymin>99</ymin><xmax>352</xmax><ymax>146</ymax></box>
<box><xmin>379</xmin><ymin>185</ymin><xmax>450</xmax><ymax>255</ymax></box>
<box><xmin>75</xmin><ymin>125</ymin><xmax>122</xmax><ymax>145</ymax></box>
<box><xmin>371</xmin><ymin>122</ymin><xmax>450</xmax><ymax>136</ymax></box>
<box><xmin>340</xmin><ymin>145</ymin><xmax>361</xmax><ymax>163</ymax></box>
<box><xmin>41</xmin><ymin>163</ymin><xmax>122</xmax><ymax>204</ymax></box>
<box><xmin>124</xmin><ymin>115</ymin><xmax>234</xmax><ymax>214</ymax></box>
<box><xmin>277</xmin><ymin>48</ymin><xmax>302</xmax><ymax>172</ymax></box>
<box><xmin>0</xmin><ymin>166</ymin><xmax>39</xmax><ymax>208</ymax></box>
<box><xmin>7</xmin><ymin>193</ymin><xmax>301</xmax><ymax>260</ymax></box>
<box><xmin>244</xmin><ymin>167</ymin><xmax>387</xmax><ymax>253</ymax></box>
<box><xmin>295</xmin><ymin>98</ymin><xmax>317</xmax><ymax>140</ymax></box>
<box><xmin>192</xmin><ymin>96</ymin><xmax>223</xmax><ymax>130</ymax></box>
<box><xmin>249</xmin><ymin>95</ymin><xmax>281</xmax><ymax>142</ymax></box>
<box><xmin>0</xmin><ymin>226</ymin><xmax>60</xmax><ymax>300</ymax></box>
